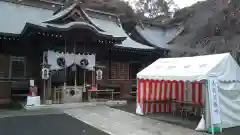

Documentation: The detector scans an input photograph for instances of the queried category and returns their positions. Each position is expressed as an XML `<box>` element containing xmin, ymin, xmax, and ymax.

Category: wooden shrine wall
<box><xmin>0</xmin><ymin>53</ymin><xmax>41</xmax><ymax>103</ymax></box>
<box><xmin>0</xmin><ymin>54</ymin><xmax>11</xmax><ymax>104</ymax></box>
<box><xmin>95</xmin><ymin>60</ymin><xmax>139</xmax><ymax>91</ymax></box>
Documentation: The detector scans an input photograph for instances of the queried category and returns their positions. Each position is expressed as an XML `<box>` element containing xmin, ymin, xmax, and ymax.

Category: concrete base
<box><xmin>24</xmin><ymin>100</ymin><xmax>127</xmax><ymax>110</ymax></box>
<box><xmin>45</xmin><ymin>100</ymin><xmax>52</xmax><ymax>105</ymax></box>
<box><xmin>120</xmin><ymin>94</ymin><xmax>134</xmax><ymax>99</ymax></box>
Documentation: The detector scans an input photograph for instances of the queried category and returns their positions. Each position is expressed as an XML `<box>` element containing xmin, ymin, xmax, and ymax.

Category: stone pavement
<box><xmin>64</xmin><ymin>106</ymin><xmax>208</xmax><ymax>135</ymax></box>
<box><xmin>0</xmin><ymin>109</ymin><xmax>62</xmax><ymax>118</ymax></box>
<box><xmin>0</xmin><ymin>114</ymin><xmax>109</xmax><ymax>135</ymax></box>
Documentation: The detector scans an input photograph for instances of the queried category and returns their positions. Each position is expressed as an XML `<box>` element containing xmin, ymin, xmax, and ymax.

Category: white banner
<box><xmin>208</xmin><ymin>79</ymin><xmax>221</xmax><ymax>125</ymax></box>
<box><xmin>47</xmin><ymin>50</ymin><xmax>96</xmax><ymax>71</ymax></box>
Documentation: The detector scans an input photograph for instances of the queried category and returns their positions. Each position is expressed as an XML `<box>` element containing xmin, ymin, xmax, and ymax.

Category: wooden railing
<box><xmin>52</xmin><ymin>86</ymin><xmax>84</xmax><ymax>104</ymax></box>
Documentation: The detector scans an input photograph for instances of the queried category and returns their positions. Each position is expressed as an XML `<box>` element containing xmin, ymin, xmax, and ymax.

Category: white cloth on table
<box><xmin>26</xmin><ymin>96</ymin><xmax>41</xmax><ymax>106</ymax></box>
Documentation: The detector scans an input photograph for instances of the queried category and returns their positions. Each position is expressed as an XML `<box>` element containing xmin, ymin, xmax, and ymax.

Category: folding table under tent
<box><xmin>136</xmin><ymin>53</ymin><xmax>240</xmax><ymax>130</ymax></box>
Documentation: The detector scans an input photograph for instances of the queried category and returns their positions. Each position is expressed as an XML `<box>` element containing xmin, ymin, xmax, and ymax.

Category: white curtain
<box><xmin>47</xmin><ymin>50</ymin><xmax>95</xmax><ymax>71</ymax></box>
<box><xmin>217</xmin><ymin>81</ymin><xmax>240</xmax><ymax>128</ymax></box>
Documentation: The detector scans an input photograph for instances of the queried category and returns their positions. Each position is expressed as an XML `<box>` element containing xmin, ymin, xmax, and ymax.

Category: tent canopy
<box><xmin>137</xmin><ymin>53</ymin><xmax>240</xmax><ymax>82</ymax></box>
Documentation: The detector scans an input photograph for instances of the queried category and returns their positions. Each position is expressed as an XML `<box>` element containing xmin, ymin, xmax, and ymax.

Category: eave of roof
<box><xmin>83</xmin><ymin>10</ymin><xmax>154</xmax><ymax>50</ymax></box>
<box><xmin>25</xmin><ymin>22</ymin><xmax>123</xmax><ymax>40</ymax></box>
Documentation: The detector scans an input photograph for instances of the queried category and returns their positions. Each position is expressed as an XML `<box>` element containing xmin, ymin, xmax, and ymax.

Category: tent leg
<box><xmin>205</xmin><ymin>81</ymin><xmax>211</xmax><ymax>131</ymax></box>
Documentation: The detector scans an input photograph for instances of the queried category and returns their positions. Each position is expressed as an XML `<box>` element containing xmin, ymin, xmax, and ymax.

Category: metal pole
<box><xmin>43</xmin><ymin>80</ymin><xmax>46</xmax><ymax>104</ymax></box>
<box><xmin>205</xmin><ymin>81</ymin><xmax>211</xmax><ymax>131</ymax></box>
<box><xmin>83</xmin><ymin>69</ymin><xmax>86</xmax><ymax>92</ymax></box>
<box><xmin>83</xmin><ymin>44</ymin><xmax>86</xmax><ymax>98</ymax></box>
<box><xmin>111</xmin><ymin>89</ymin><xmax>113</xmax><ymax>100</ymax></box>
<box><xmin>89</xmin><ymin>70</ymin><xmax>94</xmax><ymax>101</ymax></box>
<box><xmin>136</xmin><ymin>79</ymin><xmax>138</xmax><ymax>103</ymax></box>
<box><xmin>42</xmin><ymin>52</ymin><xmax>46</xmax><ymax>104</ymax></box>
<box><xmin>210</xmin><ymin>82</ymin><xmax>215</xmax><ymax>135</ymax></box>
<box><xmin>74</xmin><ymin>43</ymin><xmax>77</xmax><ymax>87</ymax></box>
<box><xmin>48</xmin><ymin>71</ymin><xmax>52</xmax><ymax>102</ymax></box>
<box><xmin>64</xmin><ymin>39</ymin><xmax>67</xmax><ymax>90</ymax></box>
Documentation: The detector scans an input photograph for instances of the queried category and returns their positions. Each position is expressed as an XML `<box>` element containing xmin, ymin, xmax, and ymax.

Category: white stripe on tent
<box><xmin>145</xmin><ymin>81</ymin><xmax>149</xmax><ymax>114</ymax></box>
<box><xmin>150</xmin><ymin>82</ymin><xmax>155</xmax><ymax>113</ymax></box>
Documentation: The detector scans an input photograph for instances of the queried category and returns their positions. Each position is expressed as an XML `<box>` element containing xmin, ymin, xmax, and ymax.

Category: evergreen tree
<box><xmin>135</xmin><ymin>0</ymin><xmax>170</xmax><ymax>18</ymax></box>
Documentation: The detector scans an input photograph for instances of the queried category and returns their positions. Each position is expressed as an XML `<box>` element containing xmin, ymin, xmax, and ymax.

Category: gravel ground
<box><xmin>0</xmin><ymin>114</ymin><xmax>109</xmax><ymax>135</ymax></box>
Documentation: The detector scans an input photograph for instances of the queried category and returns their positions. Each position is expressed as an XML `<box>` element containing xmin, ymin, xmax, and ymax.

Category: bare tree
<box><xmin>135</xmin><ymin>0</ymin><xmax>170</xmax><ymax>18</ymax></box>
<box><xmin>81</xmin><ymin>0</ymin><xmax>136</xmax><ymax>17</ymax></box>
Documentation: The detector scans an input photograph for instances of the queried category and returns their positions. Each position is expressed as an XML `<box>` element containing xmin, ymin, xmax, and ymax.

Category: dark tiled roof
<box><xmin>1</xmin><ymin>0</ymin><xmax>62</xmax><ymax>10</ymax></box>
<box><xmin>0</xmin><ymin>1</ymin><xmax>54</xmax><ymax>34</ymax></box>
<box><xmin>0</xmin><ymin>0</ymin><xmax>154</xmax><ymax>50</ymax></box>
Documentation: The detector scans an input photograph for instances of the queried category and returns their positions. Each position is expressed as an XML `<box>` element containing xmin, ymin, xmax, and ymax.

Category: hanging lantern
<box><xmin>41</xmin><ymin>68</ymin><xmax>49</xmax><ymax>80</ymax></box>
<box><xmin>96</xmin><ymin>69</ymin><xmax>103</xmax><ymax>80</ymax></box>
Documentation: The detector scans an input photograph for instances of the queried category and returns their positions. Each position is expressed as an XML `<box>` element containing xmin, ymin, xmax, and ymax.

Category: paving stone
<box><xmin>64</xmin><ymin>106</ymin><xmax>208</xmax><ymax>135</ymax></box>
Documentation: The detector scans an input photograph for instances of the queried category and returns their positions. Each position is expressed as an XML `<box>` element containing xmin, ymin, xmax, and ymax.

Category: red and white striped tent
<box><xmin>136</xmin><ymin>53</ymin><xmax>240</xmax><ymax>129</ymax></box>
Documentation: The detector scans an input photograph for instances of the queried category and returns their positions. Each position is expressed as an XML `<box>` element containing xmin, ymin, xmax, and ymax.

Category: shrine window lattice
<box><xmin>109</xmin><ymin>61</ymin><xmax>129</xmax><ymax>80</ymax></box>
<box><xmin>109</xmin><ymin>61</ymin><xmax>142</xmax><ymax>80</ymax></box>
<box><xmin>10</xmin><ymin>56</ymin><xmax>26</xmax><ymax>79</ymax></box>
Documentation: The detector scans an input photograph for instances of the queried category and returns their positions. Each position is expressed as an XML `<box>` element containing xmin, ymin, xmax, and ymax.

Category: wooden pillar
<box><xmin>46</xmin><ymin>75</ymin><xmax>52</xmax><ymax>100</ymax></box>
<box><xmin>92</xmin><ymin>69</ymin><xmax>96</xmax><ymax>87</ymax></box>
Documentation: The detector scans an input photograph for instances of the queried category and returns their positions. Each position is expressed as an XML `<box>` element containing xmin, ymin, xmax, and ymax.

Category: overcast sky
<box><xmin>125</xmin><ymin>0</ymin><xmax>206</xmax><ymax>9</ymax></box>
<box><xmin>172</xmin><ymin>0</ymin><xmax>205</xmax><ymax>8</ymax></box>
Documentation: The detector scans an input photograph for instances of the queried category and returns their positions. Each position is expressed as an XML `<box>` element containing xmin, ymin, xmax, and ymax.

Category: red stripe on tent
<box><xmin>173</xmin><ymin>81</ymin><xmax>179</xmax><ymax>101</ymax></box>
<box><xmin>192</xmin><ymin>82</ymin><xmax>196</xmax><ymax>104</ymax></box>
<box><xmin>158</xmin><ymin>80</ymin><xmax>163</xmax><ymax>112</ymax></box>
<box><xmin>147</xmin><ymin>80</ymin><xmax>153</xmax><ymax>113</ymax></box>
<box><xmin>163</xmin><ymin>80</ymin><xmax>168</xmax><ymax>112</ymax></box>
<box><xmin>137</xmin><ymin>79</ymin><xmax>142</xmax><ymax>104</ymax></box>
<box><xmin>142</xmin><ymin>79</ymin><xmax>147</xmax><ymax>113</ymax></box>
<box><xmin>198</xmin><ymin>83</ymin><xmax>203</xmax><ymax>105</ymax></box>
<box><xmin>153</xmin><ymin>80</ymin><xmax>157</xmax><ymax>113</ymax></box>
<box><xmin>168</xmin><ymin>81</ymin><xmax>173</xmax><ymax>112</ymax></box>
<box><xmin>179</xmin><ymin>81</ymin><xmax>184</xmax><ymax>101</ymax></box>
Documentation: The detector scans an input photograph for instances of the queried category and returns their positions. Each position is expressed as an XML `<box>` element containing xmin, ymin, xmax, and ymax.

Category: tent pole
<box><xmin>136</xmin><ymin>79</ymin><xmax>138</xmax><ymax>103</ymax></box>
<box><xmin>205</xmin><ymin>81</ymin><xmax>210</xmax><ymax>132</ymax></box>
<box><xmin>206</xmin><ymin>80</ymin><xmax>215</xmax><ymax>135</ymax></box>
